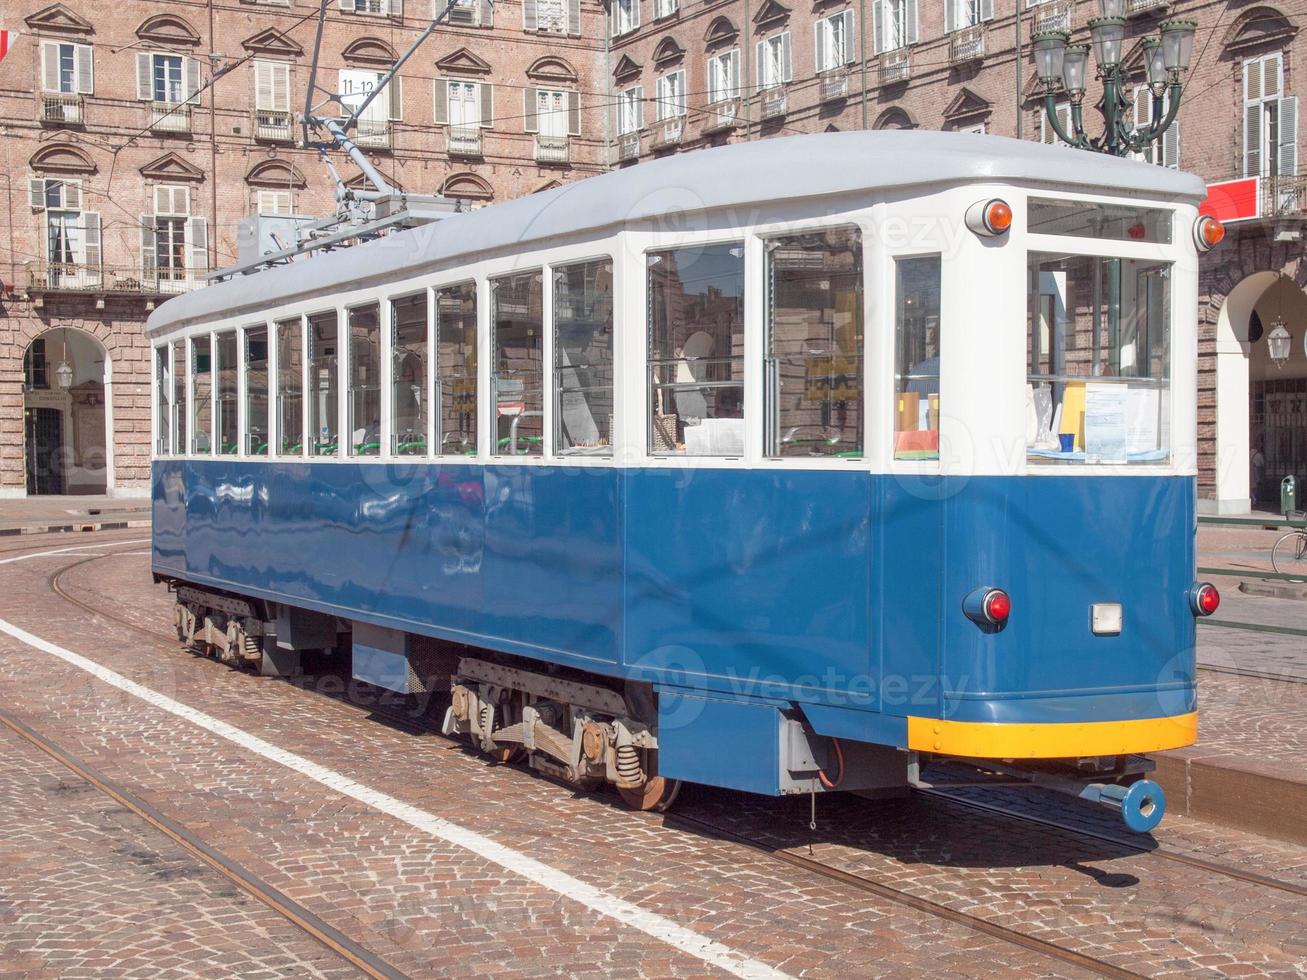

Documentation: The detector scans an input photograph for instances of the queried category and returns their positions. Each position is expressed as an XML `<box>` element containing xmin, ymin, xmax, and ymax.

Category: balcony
<box><xmin>760</xmin><ymin>87</ymin><xmax>787</xmax><ymax>120</ymax></box>
<box><xmin>819</xmin><ymin>70</ymin><xmax>849</xmax><ymax>102</ymax></box>
<box><xmin>652</xmin><ymin>117</ymin><xmax>683</xmax><ymax>148</ymax></box>
<box><xmin>448</xmin><ymin>125</ymin><xmax>483</xmax><ymax>157</ymax></box>
<box><xmin>355</xmin><ymin>119</ymin><xmax>391</xmax><ymax>149</ymax></box>
<box><xmin>535</xmin><ymin>134</ymin><xmax>570</xmax><ymax>164</ymax></box>
<box><xmin>1031</xmin><ymin>0</ymin><xmax>1073</xmax><ymax>34</ymax></box>
<box><xmin>25</xmin><ymin>263</ymin><xmax>208</xmax><ymax>300</ymax></box>
<box><xmin>949</xmin><ymin>25</ymin><xmax>985</xmax><ymax>64</ymax></box>
<box><xmin>703</xmin><ymin>101</ymin><xmax>738</xmax><ymax>134</ymax></box>
<box><xmin>880</xmin><ymin>50</ymin><xmax>911</xmax><ymax>85</ymax></box>
<box><xmin>618</xmin><ymin>132</ymin><xmax>641</xmax><ymax>161</ymax></box>
<box><xmin>40</xmin><ymin>93</ymin><xmax>85</xmax><ymax>126</ymax></box>
<box><xmin>253</xmin><ymin>109</ymin><xmax>293</xmax><ymax>142</ymax></box>
<box><xmin>150</xmin><ymin>102</ymin><xmax>192</xmax><ymax>134</ymax></box>
<box><xmin>1125</xmin><ymin>0</ymin><xmax>1168</xmax><ymax>15</ymax></box>
<box><xmin>1264</xmin><ymin>174</ymin><xmax>1307</xmax><ymax>218</ymax></box>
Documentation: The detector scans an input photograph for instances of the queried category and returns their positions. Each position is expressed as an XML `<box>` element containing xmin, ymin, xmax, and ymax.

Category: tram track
<box><xmin>28</xmin><ymin>543</ymin><xmax>1307</xmax><ymax>975</ymax></box>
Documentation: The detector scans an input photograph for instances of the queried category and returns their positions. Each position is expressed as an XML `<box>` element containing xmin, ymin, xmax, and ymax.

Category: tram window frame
<box><xmin>154</xmin><ymin>345</ymin><xmax>171</xmax><ymax>456</ymax></box>
<box><xmin>646</xmin><ymin>240</ymin><xmax>747</xmax><ymax>458</ymax></box>
<box><xmin>892</xmin><ymin>254</ymin><xmax>943</xmax><ymax>462</ymax></box>
<box><xmin>215</xmin><ymin>329</ymin><xmax>239</xmax><ymax>455</ymax></box>
<box><xmin>275</xmin><ymin>316</ymin><xmax>305</xmax><ymax>458</ymax></box>
<box><xmin>307</xmin><ymin>310</ymin><xmax>340</xmax><ymax>457</ymax></box>
<box><xmin>173</xmin><ymin>341</ymin><xmax>188</xmax><ymax>457</ymax></box>
<box><xmin>553</xmin><ymin>256</ymin><xmax>615</xmax><ymax>457</ymax></box>
<box><xmin>347</xmin><ymin>303</ymin><xmax>383</xmax><ymax>457</ymax></box>
<box><xmin>245</xmin><ymin>324</ymin><xmax>270</xmax><ymax>456</ymax></box>
<box><xmin>489</xmin><ymin>270</ymin><xmax>545</xmax><ymax>458</ymax></box>
<box><xmin>1026</xmin><ymin>251</ymin><xmax>1172</xmax><ymax>465</ymax></box>
<box><xmin>764</xmin><ymin>227</ymin><xmax>865</xmax><ymax>460</ymax></box>
<box><xmin>390</xmin><ymin>291</ymin><xmax>431</xmax><ymax>457</ymax></box>
<box><xmin>435</xmin><ymin>280</ymin><xmax>479</xmax><ymax>457</ymax></box>
<box><xmin>191</xmin><ymin>334</ymin><xmax>213</xmax><ymax>455</ymax></box>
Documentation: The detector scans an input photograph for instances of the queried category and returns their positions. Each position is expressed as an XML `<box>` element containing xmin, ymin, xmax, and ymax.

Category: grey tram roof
<box><xmin>146</xmin><ymin>130</ymin><xmax>1207</xmax><ymax>336</ymax></box>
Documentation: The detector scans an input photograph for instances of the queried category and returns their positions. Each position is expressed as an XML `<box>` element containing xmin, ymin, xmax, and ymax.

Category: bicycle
<box><xmin>1271</xmin><ymin>512</ymin><xmax>1307</xmax><ymax>576</ymax></box>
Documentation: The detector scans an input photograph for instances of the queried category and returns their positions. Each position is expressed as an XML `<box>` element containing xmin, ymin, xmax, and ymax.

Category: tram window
<box><xmin>555</xmin><ymin>258</ymin><xmax>614</xmax><ymax>456</ymax></box>
<box><xmin>490</xmin><ymin>271</ymin><xmax>544</xmax><ymax>457</ymax></box>
<box><xmin>1027</xmin><ymin>253</ymin><xmax>1171</xmax><ymax>464</ymax></box>
<box><xmin>647</xmin><ymin>242</ymin><xmax>745</xmax><ymax>456</ymax></box>
<box><xmin>173</xmin><ymin>342</ymin><xmax>187</xmax><ymax>456</ymax></box>
<box><xmin>308</xmin><ymin>311</ymin><xmax>339</xmax><ymax>456</ymax></box>
<box><xmin>348</xmin><ymin>304</ymin><xmax>382</xmax><ymax>457</ymax></box>
<box><xmin>893</xmin><ymin>256</ymin><xmax>942</xmax><ymax>461</ymax></box>
<box><xmin>155</xmin><ymin>346</ymin><xmax>171</xmax><ymax>456</ymax></box>
<box><xmin>246</xmin><ymin>326</ymin><xmax>269</xmax><ymax>456</ymax></box>
<box><xmin>391</xmin><ymin>293</ymin><xmax>428</xmax><ymax>456</ymax></box>
<box><xmin>436</xmin><ymin>282</ymin><xmax>478</xmax><ymax>456</ymax></box>
<box><xmin>191</xmin><ymin>335</ymin><xmax>213</xmax><ymax>454</ymax></box>
<box><xmin>765</xmin><ymin>228</ymin><xmax>863</xmax><ymax>459</ymax></box>
<box><xmin>215</xmin><ymin>331</ymin><xmax>238</xmax><ymax>455</ymax></box>
<box><xmin>1028</xmin><ymin>198</ymin><xmax>1172</xmax><ymax>245</ymax></box>
<box><xmin>276</xmin><ymin>317</ymin><xmax>303</xmax><ymax>456</ymax></box>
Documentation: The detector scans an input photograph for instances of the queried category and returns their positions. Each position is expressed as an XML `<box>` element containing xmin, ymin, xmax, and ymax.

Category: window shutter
<box><xmin>141</xmin><ymin>215</ymin><xmax>157</xmax><ymax>277</ymax></box>
<box><xmin>82</xmin><ymin>212</ymin><xmax>101</xmax><ymax>271</ymax></box>
<box><xmin>873</xmin><ymin>0</ymin><xmax>884</xmax><ymax>54</ymax></box>
<box><xmin>1162</xmin><ymin>112</ymin><xmax>1180</xmax><ymax>169</ymax></box>
<box><xmin>480</xmin><ymin>82</ymin><xmax>493</xmax><ymax>126</ymax></box>
<box><xmin>137</xmin><ymin>53</ymin><xmax>154</xmax><ymax>100</ymax></box>
<box><xmin>389</xmin><ymin>74</ymin><xmax>403</xmax><ymax>120</ymax></box>
<box><xmin>1243</xmin><ymin>57</ymin><xmax>1262</xmax><ymax>102</ymax></box>
<box><xmin>729</xmin><ymin>49</ymin><xmax>740</xmax><ymax>97</ymax></box>
<box><xmin>255</xmin><ymin>61</ymin><xmax>271</xmax><ymax>110</ymax></box>
<box><xmin>524</xmin><ymin>88</ymin><xmax>538</xmax><ymax>132</ymax></box>
<box><xmin>842</xmin><ymin>10</ymin><xmax>855</xmax><ymax>63</ymax></box>
<box><xmin>1279</xmin><ymin>96</ymin><xmax>1297</xmax><ymax>179</ymax></box>
<box><xmin>63</xmin><ymin>180</ymin><xmax>82</xmax><ymax>210</ymax></box>
<box><xmin>906</xmin><ymin>0</ymin><xmax>918</xmax><ymax>44</ymax></box>
<box><xmin>568</xmin><ymin>90</ymin><xmax>581</xmax><ymax>135</ymax></box>
<box><xmin>980</xmin><ymin>0</ymin><xmax>992</xmax><ymax>21</ymax></box>
<box><xmin>273</xmin><ymin>62</ymin><xmax>290</xmax><ymax>111</ymax></box>
<box><xmin>28</xmin><ymin>177</ymin><xmax>46</xmax><ymax>209</ymax></box>
<box><xmin>1245</xmin><ymin>103</ymin><xmax>1263</xmax><ymax>177</ymax></box>
<box><xmin>389</xmin><ymin>0</ymin><xmax>404</xmax><ymax>14</ymax></box>
<box><xmin>187</xmin><ymin>217</ymin><xmax>209</xmax><ymax>276</ymax></box>
<box><xmin>41</xmin><ymin>43</ymin><xmax>59</xmax><ymax>92</ymax></box>
<box><xmin>1265</xmin><ymin>51</ymin><xmax>1282</xmax><ymax>98</ymax></box>
<box><xmin>781</xmin><ymin>32</ymin><xmax>792</xmax><ymax>82</ymax></box>
<box><xmin>945</xmin><ymin>0</ymin><xmax>955</xmax><ymax>35</ymax></box>
<box><xmin>632</xmin><ymin>0</ymin><xmax>640</xmax><ymax>30</ymax></box>
<box><xmin>756</xmin><ymin>40</ymin><xmax>766</xmax><ymax>86</ymax></box>
<box><xmin>568</xmin><ymin>0</ymin><xmax>581</xmax><ymax>34</ymax></box>
<box><xmin>76</xmin><ymin>44</ymin><xmax>94</xmax><ymax>95</ymax></box>
<box><xmin>524</xmin><ymin>0</ymin><xmax>538</xmax><ymax>31</ymax></box>
<box><xmin>434</xmin><ymin>79</ymin><xmax>449</xmax><ymax>123</ymax></box>
<box><xmin>815</xmin><ymin>22</ymin><xmax>826</xmax><ymax>72</ymax></box>
<box><xmin>340</xmin><ymin>0</ymin><xmax>352</xmax><ymax>10</ymax></box>
<box><xmin>184</xmin><ymin>57</ymin><xmax>202</xmax><ymax>103</ymax></box>
<box><xmin>674</xmin><ymin>70</ymin><xmax>685</xmax><ymax>114</ymax></box>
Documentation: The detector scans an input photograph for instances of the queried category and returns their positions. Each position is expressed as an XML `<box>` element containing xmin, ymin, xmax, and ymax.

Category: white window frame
<box><xmin>653</xmin><ymin>0</ymin><xmax>678</xmax><ymax>19</ymax></box>
<box><xmin>435</xmin><ymin>78</ymin><xmax>493</xmax><ymax>128</ymax></box>
<box><xmin>612</xmin><ymin>0</ymin><xmax>640</xmax><ymax>37</ymax></box>
<box><xmin>816</xmin><ymin>10</ymin><xmax>856</xmax><ymax>73</ymax></box>
<box><xmin>1040</xmin><ymin>99</ymin><xmax>1074</xmax><ymax>147</ymax></box>
<box><xmin>756</xmin><ymin>32</ymin><xmax>793</xmax><ymax>90</ymax></box>
<box><xmin>1243</xmin><ymin>51</ymin><xmax>1297</xmax><ymax>182</ymax></box>
<box><xmin>655</xmin><ymin>70</ymin><xmax>686</xmax><ymax>120</ymax></box>
<box><xmin>945</xmin><ymin>0</ymin><xmax>991</xmax><ymax>34</ymax></box>
<box><xmin>254</xmin><ymin>60</ymin><xmax>291</xmax><ymax>113</ymax></box>
<box><xmin>874</xmin><ymin>0</ymin><xmax>918</xmax><ymax>54</ymax></box>
<box><xmin>707</xmin><ymin>48</ymin><xmax>741</xmax><ymax>104</ymax></box>
<box><xmin>40</xmin><ymin>41</ymin><xmax>93</xmax><ymax>95</ymax></box>
<box><xmin>618</xmin><ymin>85</ymin><xmax>644</xmax><ymax>134</ymax></box>
<box><xmin>1130</xmin><ymin>86</ymin><xmax>1179</xmax><ymax>169</ymax></box>
<box><xmin>340</xmin><ymin>0</ymin><xmax>403</xmax><ymax>15</ymax></box>
<box><xmin>257</xmin><ymin>190</ymin><xmax>294</xmax><ymax>215</ymax></box>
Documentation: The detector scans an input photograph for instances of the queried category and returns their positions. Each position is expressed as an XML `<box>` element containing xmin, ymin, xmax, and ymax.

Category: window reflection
<box><xmin>555</xmin><ymin>258</ymin><xmax>614</xmax><ymax>455</ymax></box>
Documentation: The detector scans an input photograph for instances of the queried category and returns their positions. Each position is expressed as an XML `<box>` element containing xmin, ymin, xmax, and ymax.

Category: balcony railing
<box><xmin>653</xmin><ymin>117</ymin><xmax>683</xmax><ymax>148</ymax></box>
<box><xmin>448</xmin><ymin>125</ymin><xmax>483</xmax><ymax>157</ymax></box>
<box><xmin>1031</xmin><ymin>0</ymin><xmax>1073</xmax><ymax>33</ymax></box>
<box><xmin>760</xmin><ymin>87</ymin><xmax>787</xmax><ymax>119</ymax></box>
<box><xmin>40</xmin><ymin>92</ymin><xmax>84</xmax><ymax>125</ymax></box>
<box><xmin>949</xmin><ymin>25</ymin><xmax>985</xmax><ymax>63</ymax></box>
<box><xmin>820</xmin><ymin>70</ymin><xmax>850</xmax><ymax>102</ymax></box>
<box><xmin>703</xmin><ymin>101</ymin><xmax>738</xmax><ymax>133</ymax></box>
<box><xmin>535</xmin><ymin>134</ymin><xmax>570</xmax><ymax>164</ymax></box>
<box><xmin>1264</xmin><ymin>174</ymin><xmax>1307</xmax><ymax>217</ymax></box>
<box><xmin>150</xmin><ymin>102</ymin><xmax>192</xmax><ymax>134</ymax></box>
<box><xmin>253</xmin><ymin>109</ymin><xmax>293</xmax><ymax>142</ymax></box>
<box><xmin>880</xmin><ymin>50</ymin><xmax>911</xmax><ymax>85</ymax></box>
<box><xmin>618</xmin><ymin>132</ymin><xmax>641</xmax><ymax>161</ymax></box>
<box><xmin>1125</xmin><ymin>0</ymin><xmax>1168</xmax><ymax>15</ymax></box>
<box><xmin>26</xmin><ymin>262</ymin><xmax>209</xmax><ymax>297</ymax></box>
<box><xmin>355</xmin><ymin>119</ymin><xmax>391</xmax><ymax>149</ymax></box>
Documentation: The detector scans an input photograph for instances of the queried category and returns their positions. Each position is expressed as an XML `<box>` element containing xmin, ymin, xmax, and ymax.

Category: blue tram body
<box><xmin>148</xmin><ymin>132</ymin><xmax>1212</xmax><ymax>828</ymax></box>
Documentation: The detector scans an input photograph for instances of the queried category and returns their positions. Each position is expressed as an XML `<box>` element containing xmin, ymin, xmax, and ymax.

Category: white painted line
<box><xmin>0</xmin><ymin>615</ymin><xmax>789</xmax><ymax>980</ymax></box>
<box><xmin>0</xmin><ymin>538</ymin><xmax>152</xmax><ymax>566</ymax></box>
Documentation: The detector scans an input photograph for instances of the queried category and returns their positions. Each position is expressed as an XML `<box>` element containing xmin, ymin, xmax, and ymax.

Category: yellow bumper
<box><xmin>906</xmin><ymin>711</ymin><xmax>1197</xmax><ymax>759</ymax></box>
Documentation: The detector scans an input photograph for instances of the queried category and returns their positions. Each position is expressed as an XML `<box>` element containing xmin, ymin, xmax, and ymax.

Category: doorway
<box><xmin>21</xmin><ymin>328</ymin><xmax>111</xmax><ymax>495</ymax></box>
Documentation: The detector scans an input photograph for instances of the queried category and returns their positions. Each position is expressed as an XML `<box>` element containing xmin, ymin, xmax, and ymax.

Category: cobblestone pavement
<box><xmin>1</xmin><ymin>533</ymin><xmax>1306</xmax><ymax>977</ymax></box>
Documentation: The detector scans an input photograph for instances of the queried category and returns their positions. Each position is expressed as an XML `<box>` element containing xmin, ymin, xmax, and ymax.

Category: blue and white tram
<box><xmin>148</xmin><ymin>132</ymin><xmax>1223</xmax><ymax>830</ymax></box>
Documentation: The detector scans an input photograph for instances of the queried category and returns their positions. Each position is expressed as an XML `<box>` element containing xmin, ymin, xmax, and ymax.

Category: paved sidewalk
<box><xmin>0</xmin><ymin>494</ymin><xmax>150</xmax><ymax>536</ymax></box>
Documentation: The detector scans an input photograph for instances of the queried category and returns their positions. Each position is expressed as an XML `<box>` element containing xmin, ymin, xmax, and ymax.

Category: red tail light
<box><xmin>1194</xmin><ymin>215</ymin><xmax>1225</xmax><ymax>252</ymax></box>
<box><xmin>1190</xmin><ymin>582</ymin><xmax>1220</xmax><ymax>617</ymax></box>
<box><xmin>984</xmin><ymin>589</ymin><xmax>1012</xmax><ymax>624</ymax></box>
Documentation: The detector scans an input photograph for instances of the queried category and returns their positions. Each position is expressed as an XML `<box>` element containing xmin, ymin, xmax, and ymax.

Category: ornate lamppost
<box><xmin>1031</xmin><ymin>0</ymin><xmax>1197</xmax><ymax>158</ymax></box>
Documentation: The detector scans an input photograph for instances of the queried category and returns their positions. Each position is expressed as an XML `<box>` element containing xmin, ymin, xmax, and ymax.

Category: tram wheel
<box><xmin>618</xmin><ymin>777</ymin><xmax>682</xmax><ymax>812</ymax></box>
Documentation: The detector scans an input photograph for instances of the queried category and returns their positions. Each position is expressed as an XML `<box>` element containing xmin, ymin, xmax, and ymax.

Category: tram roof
<box><xmin>146</xmin><ymin>130</ymin><xmax>1207</xmax><ymax>336</ymax></box>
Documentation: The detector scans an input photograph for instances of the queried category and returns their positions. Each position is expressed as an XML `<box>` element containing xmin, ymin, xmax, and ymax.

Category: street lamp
<box><xmin>1033</xmin><ymin>0</ymin><xmax>1197</xmax><ymax>157</ymax></box>
<box><xmin>1267</xmin><ymin>317</ymin><xmax>1292</xmax><ymax>368</ymax></box>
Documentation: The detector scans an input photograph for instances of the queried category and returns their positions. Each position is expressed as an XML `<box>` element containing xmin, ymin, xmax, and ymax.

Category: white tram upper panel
<box><xmin>145</xmin><ymin>131</ymin><xmax>1205</xmax><ymax>337</ymax></box>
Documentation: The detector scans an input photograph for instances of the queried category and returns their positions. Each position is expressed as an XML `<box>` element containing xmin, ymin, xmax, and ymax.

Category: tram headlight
<box><xmin>1194</xmin><ymin>215</ymin><xmax>1225</xmax><ymax>252</ymax></box>
<box><xmin>965</xmin><ymin>198</ymin><xmax>1013</xmax><ymax>238</ymax></box>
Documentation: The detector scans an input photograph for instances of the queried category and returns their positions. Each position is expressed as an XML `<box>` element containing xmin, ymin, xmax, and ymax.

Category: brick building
<box><xmin>2</xmin><ymin>0</ymin><xmax>1304</xmax><ymax>510</ymax></box>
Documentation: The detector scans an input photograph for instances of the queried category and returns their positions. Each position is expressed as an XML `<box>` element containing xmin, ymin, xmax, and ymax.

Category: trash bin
<box><xmin>1283</xmin><ymin>475</ymin><xmax>1298</xmax><ymax>517</ymax></box>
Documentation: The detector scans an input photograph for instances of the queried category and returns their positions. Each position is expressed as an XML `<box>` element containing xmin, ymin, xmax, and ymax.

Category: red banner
<box><xmin>0</xmin><ymin>30</ymin><xmax>17</xmax><ymax>64</ymax></box>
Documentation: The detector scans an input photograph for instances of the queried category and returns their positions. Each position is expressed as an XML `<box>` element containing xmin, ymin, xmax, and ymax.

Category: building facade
<box><xmin>2</xmin><ymin>0</ymin><xmax>1304</xmax><ymax>511</ymax></box>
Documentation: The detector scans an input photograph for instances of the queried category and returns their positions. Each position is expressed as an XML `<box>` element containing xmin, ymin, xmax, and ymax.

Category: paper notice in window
<box><xmin>1083</xmin><ymin>383</ymin><xmax>1128</xmax><ymax>463</ymax></box>
<box><xmin>1125</xmin><ymin>386</ymin><xmax>1160</xmax><ymax>455</ymax></box>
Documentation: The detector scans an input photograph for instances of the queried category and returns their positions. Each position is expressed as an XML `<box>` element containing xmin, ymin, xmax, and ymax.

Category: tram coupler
<box><xmin>1033</xmin><ymin>775</ymin><xmax>1167</xmax><ymax>833</ymax></box>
